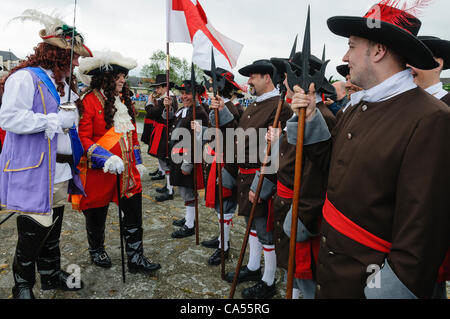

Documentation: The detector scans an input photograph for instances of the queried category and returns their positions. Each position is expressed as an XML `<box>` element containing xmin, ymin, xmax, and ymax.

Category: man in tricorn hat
<box><xmin>0</xmin><ymin>9</ymin><xmax>92</xmax><ymax>298</ymax></box>
<box><xmin>223</xmin><ymin>59</ymin><xmax>292</xmax><ymax>299</ymax></box>
<box><xmin>409</xmin><ymin>35</ymin><xmax>450</xmax><ymax>299</ymax></box>
<box><xmin>290</xmin><ymin>1</ymin><xmax>450</xmax><ymax>298</ymax></box>
<box><xmin>142</xmin><ymin>74</ymin><xmax>178</xmax><ymax>201</ymax></box>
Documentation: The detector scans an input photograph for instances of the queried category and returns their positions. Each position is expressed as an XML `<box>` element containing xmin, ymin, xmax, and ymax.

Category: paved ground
<box><xmin>0</xmin><ymin>138</ymin><xmax>288</xmax><ymax>300</ymax></box>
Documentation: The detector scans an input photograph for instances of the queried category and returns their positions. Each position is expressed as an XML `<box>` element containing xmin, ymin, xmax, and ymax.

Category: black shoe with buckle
<box><xmin>201</xmin><ymin>236</ymin><xmax>219</xmax><ymax>249</ymax></box>
<box><xmin>225</xmin><ymin>265</ymin><xmax>262</xmax><ymax>283</ymax></box>
<box><xmin>208</xmin><ymin>247</ymin><xmax>229</xmax><ymax>266</ymax></box>
<box><xmin>172</xmin><ymin>217</ymin><xmax>186</xmax><ymax>227</ymax></box>
<box><xmin>156</xmin><ymin>184</ymin><xmax>168</xmax><ymax>193</ymax></box>
<box><xmin>241</xmin><ymin>280</ymin><xmax>277</xmax><ymax>299</ymax></box>
<box><xmin>156</xmin><ymin>191</ymin><xmax>174</xmax><ymax>202</ymax></box>
<box><xmin>171</xmin><ymin>225</ymin><xmax>195</xmax><ymax>238</ymax></box>
<box><xmin>90</xmin><ymin>249</ymin><xmax>112</xmax><ymax>268</ymax></box>
<box><xmin>151</xmin><ymin>171</ymin><xmax>165</xmax><ymax>181</ymax></box>
<box><xmin>149</xmin><ymin>168</ymin><xmax>159</xmax><ymax>176</ymax></box>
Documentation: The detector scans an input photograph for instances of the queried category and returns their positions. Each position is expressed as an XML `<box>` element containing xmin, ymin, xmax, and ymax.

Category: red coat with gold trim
<box><xmin>77</xmin><ymin>89</ymin><xmax>142</xmax><ymax>210</ymax></box>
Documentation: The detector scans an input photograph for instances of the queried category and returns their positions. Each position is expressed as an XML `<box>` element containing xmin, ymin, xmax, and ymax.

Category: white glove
<box><xmin>45</xmin><ymin>113</ymin><xmax>62</xmax><ymax>140</ymax></box>
<box><xmin>136</xmin><ymin>164</ymin><xmax>147</xmax><ymax>178</ymax></box>
<box><xmin>103</xmin><ymin>155</ymin><xmax>125</xmax><ymax>174</ymax></box>
<box><xmin>57</xmin><ymin>110</ymin><xmax>77</xmax><ymax>129</ymax></box>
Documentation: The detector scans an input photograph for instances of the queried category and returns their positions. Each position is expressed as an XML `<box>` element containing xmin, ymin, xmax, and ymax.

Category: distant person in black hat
<box><xmin>143</xmin><ymin>74</ymin><xmax>178</xmax><ymax>201</ymax></box>
<box><xmin>290</xmin><ymin>1</ymin><xmax>450</xmax><ymax>299</ymax></box>
<box><xmin>199</xmin><ymin>68</ymin><xmax>243</xmax><ymax>266</ymax></box>
<box><xmin>167</xmin><ymin>80</ymin><xmax>209</xmax><ymax>239</ymax></box>
<box><xmin>409</xmin><ymin>35</ymin><xmax>450</xmax><ymax>300</ymax></box>
<box><xmin>223</xmin><ymin>59</ymin><xmax>292</xmax><ymax>299</ymax></box>
<box><xmin>409</xmin><ymin>36</ymin><xmax>450</xmax><ymax>106</ymax></box>
<box><xmin>336</xmin><ymin>63</ymin><xmax>363</xmax><ymax>101</ymax></box>
<box><xmin>323</xmin><ymin>81</ymin><xmax>349</xmax><ymax>115</ymax></box>
<box><xmin>143</xmin><ymin>74</ymin><xmax>178</xmax><ymax>188</ymax></box>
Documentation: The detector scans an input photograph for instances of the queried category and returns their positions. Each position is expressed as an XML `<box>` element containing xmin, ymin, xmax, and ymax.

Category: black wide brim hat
<box><xmin>270</xmin><ymin>52</ymin><xmax>323</xmax><ymax>75</ymax></box>
<box><xmin>418</xmin><ymin>36</ymin><xmax>450</xmax><ymax>70</ymax></box>
<box><xmin>336</xmin><ymin>64</ymin><xmax>350</xmax><ymax>78</ymax></box>
<box><xmin>238</xmin><ymin>60</ymin><xmax>275</xmax><ymax>77</ymax></box>
<box><xmin>87</xmin><ymin>65</ymin><xmax>131</xmax><ymax>76</ymax></box>
<box><xmin>327</xmin><ymin>3</ymin><xmax>438</xmax><ymax>70</ymax></box>
<box><xmin>204</xmin><ymin>68</ymin><xmax>242</xmax><ymax>91</ymax></box>
<box><xmin>270</xmin><ymin>53</ymin><xmax>335</xmax><ymax>95</ymax></box>
<box><xmin>175</xmin><ymin>80</ymin><xmax>206</xmax><ymax>95</ymax></box>
<box><xmin>150</xmin><ymin>73</ymin><xmax>175</xmax><ymax>88</ymax></box>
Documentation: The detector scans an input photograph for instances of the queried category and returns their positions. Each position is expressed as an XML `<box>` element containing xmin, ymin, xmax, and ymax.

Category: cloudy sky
<box><xmin>1</xmin><ymin>0</ymin><xmax>450</xmax><ymax>84</ymax></box>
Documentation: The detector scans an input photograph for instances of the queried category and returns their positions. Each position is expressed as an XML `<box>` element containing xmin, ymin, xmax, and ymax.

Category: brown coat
<box><xmin>234</xmin><ymin>95</ymin><xmax>293</xmax><ymax>218</ymax></box>
<box><xmin>308</xmin><ymin>88</ymin><xmax>450</xmax><ymax>298</ymax></box>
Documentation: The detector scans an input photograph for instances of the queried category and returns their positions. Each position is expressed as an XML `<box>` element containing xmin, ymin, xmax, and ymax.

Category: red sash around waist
<box><xmin>322</xmin><ymin>195</ymin><xmax>392</xmax><ymax>253</ymax></box>
<box><xmin>144</xmin><ymin>118</ymin><xmax>155</xmax><ymax>125</ymax></box>
<box><xmin>277</xmin><ymin>181</ymin><xmax>293</xmax><ymax>199</ymax></box>
<box><xmin>239</xmin><ymin>167</ymin><xmax>260</xmax><ymax>175</ymax></box>
<box><xmin>149</xmin><ymin>122</ymin><xmax>167</xmax><ymax>156</ymax></box>
<box><xmin>205</xmin><ymin>145</ymin><xmax>232</xmax><ymax>208</ymax></box>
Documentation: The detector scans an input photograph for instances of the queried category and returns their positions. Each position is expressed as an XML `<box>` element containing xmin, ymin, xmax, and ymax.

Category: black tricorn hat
<box><xmin>174</xmin><ymin>80</ymin><xmax>206</xmax><ymax>95</ymax></box>
<box><xmin>150</xmin><ymin>73</ymin><xmax>175</xmax><ymax>88</ymax></box>
<box><xmin>327</xmin><ymin>2</ymin><xmax>438</xmax><ymax>70</ymax></box>
<box><xmin>336</xmin><ymin>64</ymin><xmax>350</xmax><ymax>78</ymax></box>
<box><xmin>238</xmin><ymin>59</ymin><xmax>275</xmax><ymax>77</ymax></box>
<box><xmin>418</xmin><ymin>36</ymin><xmax>450</xmax><ymax>70</ymax></box>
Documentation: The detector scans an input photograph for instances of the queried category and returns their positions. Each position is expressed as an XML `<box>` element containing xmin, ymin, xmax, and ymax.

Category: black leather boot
<box><xmin>83</xmin><ymin>207</ymin><xmax>112</xmax><ymax>268</ymax></box>
<box><xmin>12</xmin><ymin>215</ymin><xmax>50</xmax><ymax>299</ymax></box>
<box><xmin>172</xmin><ymin>217</ymin><xmax>185</xmax><ymax>227</ymax></box>
<box><xmin>201</xmin><ymin>236</ymin><xmax>219</xmax><ymax>249</ymax></box>
<box><xmin>207</xmin><ymin>246</ymin><xmax>229</xmax><ymax>266</ymax></box>
<box><xmin>121</xmin><ymin>194</ymin><xmax>161</xmax><ymax>273</ymax></box>
<box><xmin>38</xmin><ymin>206</ymin><xmax>84</xmax><ymax>291</ymax></box>
<box><xmin>156</xmin><ymin>184</ymin><xmax>168</xmax><ymax>193</ymax></box>
<box><xmin>224</xmin><ymin>265</ymin><xmax>262</xmax><ymax>283</ymax></box>
<box><xmin>156</xmin><ymin>190</ymin><xmax>174</xmax><ymax>202</ymax></box>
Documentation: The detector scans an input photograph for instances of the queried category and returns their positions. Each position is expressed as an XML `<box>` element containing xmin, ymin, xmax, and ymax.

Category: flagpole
<box><xmin>166</xmin><ymin>42</ymin><xmax>170</xmax><ymax>160</ymax></box>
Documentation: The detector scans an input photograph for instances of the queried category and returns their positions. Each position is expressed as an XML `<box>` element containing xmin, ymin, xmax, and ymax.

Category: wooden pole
<box><xmin>165</xmin><ymin>42</ymin><xmax>170</xmax><ymax>160</ymax></box>
<box><xmin>214</xmin><ymin>103</ymin><xmax>226</xmax><ymax>279</ymax></box>
<box><xmin>286</xmin><ymin>107</ymin><xmax>307</xmax><ymax>299</ymax></box>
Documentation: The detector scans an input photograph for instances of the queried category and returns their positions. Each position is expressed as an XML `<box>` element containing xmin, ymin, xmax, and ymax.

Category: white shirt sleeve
<box><xmin>0</xmin><ymin>70</ymin><xmax>49</xmax><ymax>134</ymax></box>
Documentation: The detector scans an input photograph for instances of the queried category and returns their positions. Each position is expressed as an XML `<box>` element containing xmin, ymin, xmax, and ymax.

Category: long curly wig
<box><xmin>88</xmin><ymin>71</ymin><xmax>135</xmax><ymax>129</ymax></box>
<box><xmin>0</xmin><ymin>42</ymin><xmax>81</xmax><ymax>110</ymax></box>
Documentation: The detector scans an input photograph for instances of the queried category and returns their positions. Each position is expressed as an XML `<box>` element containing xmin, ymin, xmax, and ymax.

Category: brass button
<box><xmin>281</xmin><ymin>201</ymin><xmax>285</xmax><ymax>206</ymax></box>
<box><xmin>248</xmin><ymin>115</ymin><xmax>251</xmax><ymax>119</ymax></box>
<box><xmin>316</xmin><ymin>284</ymin><xmax>321</xmax><ymax>291</ymax></box>
<box><xmin>362</xmin><ymin>105</ymin><xmax>368</xmax><ymax>112</ymax></box>
<box><xmin>328</xmin><ymin>251</ymin><xmax>335</xmax><ymax>256</ymax></box>
<box><xmin>347</xmin><ymin>133</ymin><xmax>353</xmax><ymax>140</ymax></box>
<box><xmin>277</xmin><ymin>238</ymin><xmax>281</xmax><ymax>243</ymax></box>
<box><xmin>321</xmin><ymin>236</ymin><xmax>326</xmax><ymax>244</ymax></box>
<box><xmin>281</xmin><ymin>153</ymin><xmax>284</xmax><ymax>157</ymax></box>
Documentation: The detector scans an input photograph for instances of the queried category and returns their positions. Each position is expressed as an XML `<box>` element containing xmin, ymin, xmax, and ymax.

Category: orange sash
<box><xmin>70</xmin><ymin>127</ymin><xmax>122</xmax><ymax>210</ymax></box>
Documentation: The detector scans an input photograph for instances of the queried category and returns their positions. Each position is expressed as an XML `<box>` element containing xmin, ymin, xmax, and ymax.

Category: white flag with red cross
<box><xmin>166</xmin><ymin>0</ymin><xmax>243</xmax><ymax>71</ymax></box>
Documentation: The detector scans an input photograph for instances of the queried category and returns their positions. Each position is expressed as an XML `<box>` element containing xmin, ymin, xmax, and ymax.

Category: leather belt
<box><xmin>56</xmin><ymin>154</ymin><xmax>74</xmax><ymax>166</ymax></box>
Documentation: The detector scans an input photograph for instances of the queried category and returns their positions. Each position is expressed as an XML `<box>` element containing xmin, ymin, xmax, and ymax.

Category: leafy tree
<box><xmin>443</xmin><ymin>83</ymin><xmax>450</xmax><ymax>92</ymax></box>
<box><xmin>141</xmin><ymin>50</ymin><xmax>205</xmax><ymax>86</ymax></box>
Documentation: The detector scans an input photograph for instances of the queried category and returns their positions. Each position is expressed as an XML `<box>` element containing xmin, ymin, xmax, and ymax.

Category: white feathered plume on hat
<box><xmin>76</xmin><ymin>50</ymin><xmax>138</xmax><ymax>86</ymax></box>
<box><xmin>9</xmin><ymin>9</ymin><xmax>92</xmax><ymax>57</ymax></box>
<box><xmin>10</xmin><ymin>9</ymin><xmax>65</xmax><ymax>35</ymax></box>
